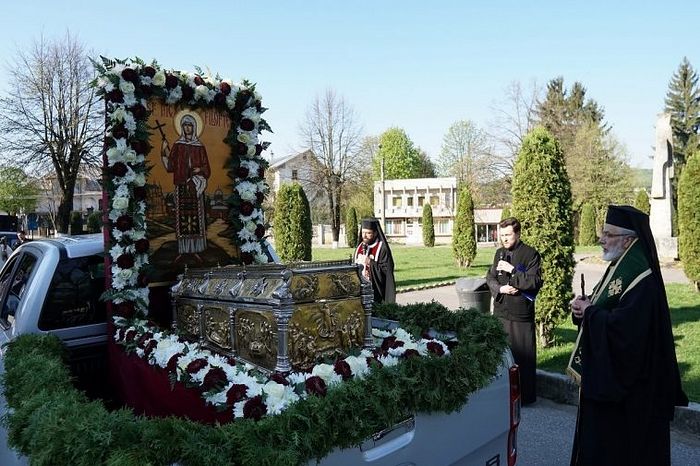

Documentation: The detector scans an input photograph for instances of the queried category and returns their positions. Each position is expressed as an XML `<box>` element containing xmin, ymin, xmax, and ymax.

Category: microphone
<box><xmin>497</xmin><ymin>251</ymin><xmax>505</xmax><ymax>276</ymax></box>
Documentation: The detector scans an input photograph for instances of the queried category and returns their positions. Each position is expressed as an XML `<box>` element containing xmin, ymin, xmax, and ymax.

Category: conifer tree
<box><xmin>500</xmin><ymin>206</ymin><xmax>511</xmax><ymax>220</ymax></box>
<box><xmin>274</xmin><ymin>183</ymin><xmax>312</xmax><ymax>262</ymax></box>
<box><xmin>512</xmin><ymin>127</ymin><xmax>575</xmax><ymax>347</ymax></box>
<box><xmin>678</xmin><ymin>152</ymin><xmax>700</xmax><ymax>290</ymax></box>
<box><xmin>452</xmin><ymin>185</ymin><xmax>476</xmax><ymax>267</ymax></box>
<box><xmin>345</xmin><ymin>207</ymin><xmax>358</xmax><ymax>249</ymax></box>
<box><xmin>422</xmin><ymin>204</ymin><xmax>435</xmax><ymax>247</ymax></box>
<box><xmin>634</xmin><ymin>189</ymin><xmax>650</xmax><ymax>215</ymax></box>
<box><xmin>578</xmin><ymin>203</ymin><xmax>597</xmax><ymax>246</ymax></box>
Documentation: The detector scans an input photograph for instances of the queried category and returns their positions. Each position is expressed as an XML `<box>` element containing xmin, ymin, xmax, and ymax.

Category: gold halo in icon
<box><xmin>174</xmin><ymin>110</ymin><xmax>204</xmax><ymax>137</ymax></box>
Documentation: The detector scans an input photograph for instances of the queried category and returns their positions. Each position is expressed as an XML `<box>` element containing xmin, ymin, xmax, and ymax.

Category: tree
<box><xmin>634</xmin><ymin>189</ymin><xmax>650</xmax><ymax>215</ymax></box>
<box><xmin>0</xmin><ymin>32</ymin><xmax>102</xmax><ymax>233</ymax></box>
<box><xmin>0</xmin><ymin>165</ymin><xmax>39</xmax><ymax>215</ymax></box>
<box><xmin>500</xmin><ymin>206</ymin><xmax>511</xmax><ymax>220</ymax></box>
<box><xmin>345</xmin><ymin>207</ymin><xmax>358</xmax><ymax>249</ymax></box>
<box><xmin>512</xmin><ymin>127</ymin><xmax>574</xmax><ymax>347</ymax></box>
<box><xmin>452</xmin><ymin>185</ymin><xmax>476</xmax><ymax>267</ymax></box>
<box><xmin>70</xmin><ymin>211</ymin><xmax>83</xmax><ymax>235</ymax></box>
<box><xmin>438</xmin><ymin>120</ymin><xmax>495</xmax><ymax>195</ymax></box>
<box><xmin>300</xmin><ymin>89</ymin><xmax>363</xmax><ymax>245</ymax></box>
<box><xmin>372</xmin><ymin>127</ymin><xmax>422</xmax><ymax>180</ymax></box>
<box><xmin>578</xmin><ymin>203</ymin><xmax>597</xmax><ymax>246</ymax></box>
<box><xmin>273</xmin><ymin>183</ymin><xmax>312</xmax><ymax>262</ymax></box>
<box><xmin>343</xmin><ymin>136</ymin><xmax>377</xmax><ymax>220</ymax></box>
<box><xmin>86</xmin><ymin>211</ymin><xmax>102</xmax><ymax>234</ymax></box>
<box><xmin>664</xmin><ymin>57</ymin><xmax>700</xmax><ymax>234</ymax></box>
<box><xmin>416</xmin><ymin>148</ymin><xmax>436</xmax><ymax>178</ymax></box>
<box><xmin>678</xmin><ymin>151</ymin><xmax>700</xmax><ymax>290</ymax></box>
<box><xmin>422</xmin><ymin>204</ymin><xmax>435</xmax><ymax>247</ymax></box>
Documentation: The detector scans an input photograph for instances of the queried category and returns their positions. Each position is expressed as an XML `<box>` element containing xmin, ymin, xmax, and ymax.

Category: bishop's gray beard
<box><xmin>602</xmin><ymin>243</ymin><xmax>625</xmax><ymax>262</ymax></box>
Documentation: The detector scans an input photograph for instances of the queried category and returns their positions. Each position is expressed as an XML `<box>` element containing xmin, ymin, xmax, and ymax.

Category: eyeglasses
<box><xmin>599</xmin><ymin>232</ymin><xmax>629</xmax><ymax>239</ymax></box>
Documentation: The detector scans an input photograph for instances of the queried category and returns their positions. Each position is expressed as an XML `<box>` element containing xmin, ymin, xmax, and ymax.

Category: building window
<box><xmin>392</xmin><ymin>196</ymin><xmax>402</xmax><ymax>207</ymax></box>
<box><xmin>291</xmin><ymin>169</ymin><xmax>298</xmax><ymax>181</ymax></box>
<box><xmin>435</xmin><ymin>219</ymin><xmax>451</xmax><ymax>235</ymax></box>
<box><xmin>417</xmin><ymin>196</ymin><xmax>425</xmax><ymax>207</ymax></box>
<box><xmin>430</xmin><ymin>195</ymin><xmax>440</xmax><ymax>206</ymax></box>
<box><xmin>476</xmin><ymin>224</ymin><xmax>499</xmax><ymax>243</ymax></box>
<box><xmin>407</xmin><ymin>197</ymin><xmax>414</xmax><ymax>207</ymax></box>
<box><xmin>385</xmin><ymin>219</ymin><xmax>404</xmax><ymax>236</ymax></box>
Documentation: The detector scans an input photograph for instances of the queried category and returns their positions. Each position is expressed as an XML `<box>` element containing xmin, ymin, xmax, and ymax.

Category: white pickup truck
<box><xmin>0</xmin><ymin>234</ymin><xmax>521</xmax><ymax>466</ymax></box>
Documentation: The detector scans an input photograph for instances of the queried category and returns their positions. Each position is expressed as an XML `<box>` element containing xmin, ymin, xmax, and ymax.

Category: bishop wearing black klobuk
<box><xmin>353</xmin><ymin>218</ymin><xmax>395</xmax><ymax>304</ymax></box>
<box><xmin>568</xmin><ymin>205</ymin><xmax>688</xmax><ymax>466</ymax></box>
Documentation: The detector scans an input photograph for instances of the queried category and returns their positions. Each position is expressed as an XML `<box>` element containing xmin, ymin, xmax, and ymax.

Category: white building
<box><xmin>374</xmin><ymin>177</ymin><xmax>502</xmax><ymax>246</ymax></box>
<box><xmin>268</xmin><ymin>149</ymin><xmax>322</xmax><ymax>200</ymax></box>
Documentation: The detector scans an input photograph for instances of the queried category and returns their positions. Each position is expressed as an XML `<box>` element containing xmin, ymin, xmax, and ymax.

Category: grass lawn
<box><xmin>538</xmin><ymin>283</ymin><xmax>700</xmax><ymax>402</ymax></box>
<box><xmin>313</xmin><ymin>244</ymin><xmax>496</xmax><ymax>290</ymax></box>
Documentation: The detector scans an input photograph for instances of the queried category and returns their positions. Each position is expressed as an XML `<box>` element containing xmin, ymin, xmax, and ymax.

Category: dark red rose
<box><xmin>166</xmin><ymin>353</ymin><xmax>183</xmax><ymax>372</ymax></box>
<box><xmin>130</xmin><ymin>139</ymin><xmax>150</xmax><ymax>155</ymax></box>
<box><xmin>140</xmin><ymin>85</ymin><xmax>153</xmax><ymax>97</ymax></box>
<box><xmin>240</xmin><ymin>201</ymin><xmax>254</xmax><ymax>216</ymax></box>
<box><xmin>114</xmin><ymin>301</ymin><xmax>135</xmax><ymax>319</ymax></box>
<box><xmin>305</xmin><ymin>376</ymin><xmax>327</xmax><ymax>397</ymax></box>
<box><xmin>165</xmin><ymin>74</ymin><xmax>179</xmax><ymax>89</ymax></box>
<box><xmin>240</xmin><ymin>118</ymin><xmax>255</xmax><ymax>131</ymax></box>
<box><xmin>117</xmin><ymin>253</ymin><xmax>135</xmax><ymax>269</ymax></box>
<box><xmin>137</xmin><ymin>273</ymin><xmax>149</xmax><ymax>288</ymax></box>
<box><xmin>111</xmin><ymin>162</ymin><xmax>128</xmax><ymax>177</ymax></box>
<box><xmin>181</xmin><ymin>85</ymin><xmax>194</xmax><ymax>101</ymax></box>
<box><xmin>133</xmin><ymin>186</ymin><xmax>147</xmax><ymax>201</ymax></box>
<box><xmin>214</xmin><ymin>93</ymin><xmax>226</xmax><ymax>106</ymax></box>
<box><xmin>257</xmin><ymin>166</ymin><xmax>265</xmax><ymax>178</ymax></box>
<box><xmin>124</xmin><ymin>328</ymin><xmax>137</xmax><ymax>343</ymax></box>
<box><xmin>116</xmin><ymin>215</ymin><xmax>133</xmax><ymax>232</ymax></box>
<box><xmin>427</xmin><ymin>341</ymin><xmax>445</xmax><ymax>357</ymax></box>
<box><xmin>121</xmin><ymin>68</ymin><xmax>139</xmax><ymax>83</ymax></box>
<box><xmin>136</xmin><ymin>331</ymin><xmax>154</xmax><ymax>348</ymax></box>
<box><xmin>334</xmin><ymin>360</ymin><xmax>353</xmax><ymax>381</ymax></box>
<box><xmin>255</xmin><ymin>144</ymin><xmax>263</xmax><ymax>156</ymax></box>
<box><xmin>220</xmin><ymin>82</ymin><xmax>231</xmax><ymax>95</ymax></box>
<box><xmin>381</xmin><ymin>336</ymin><xmax>404</xmax><ymax>352</ymax></box>
<box><xmin>135</xmin><ymin>238</ymin><xmax>150</xmax><ymax>254</ymax></box>
<box><xmin>366</xmin><ymin>356</ymin><xmax>383</xmax><ymax>368</ymax></box>
<box><xmin>269</xmin><ymin>372</ymin><xmax>290</xmax><ymax>386</ymax></box>
<box><xmin>243</xmin><ymin>395</ymin><xmax>267</xmax><ymax>420</ymax></box>
<box><xmin>143</xmin><ymin>339</ymin><xmax>158</xmax><ymax>358</ymax></box>
<box><xmin>255</xmin><ymin>192</ymin><xmax>265</xmax><ymax>205</ymax></box>
<box><xmin>111</xmin><ymin>124</ymin><xmax>128</xmax><ymax>140</ymax></box>
<box><xmin>106</xmin><ymin>89</ymin><xmax>124</xmax><ymax>103</ymax></box>
<box><xmin>202</xmin><ymin>367</ymin><xmax>228</xmax><ymax>391</ymax></box>
<box><xmin>241</xmin><ymin>252</ymin><xmax>254</xmax><ymax>265</ymax></box>
<box><xmin>254</xmin><ymin>224</ymin><xmax>266</xmax><ymax>239</ymax></box>
<box><xmin>194</xmin><ymin>76</ymin><xmax>204</xmax><ymax>86</ymax></box>
<box><xmin>226</xmin><ymin>356</ymin><xmax>237</xmax><ymax>366</ymax></box>
<box><xmin>226</xmin><ymin>383</ymin><xmax>249</xmax><ymax>405</ymax></box>
<box><xmin>186</xmin><ymin>358</ymin><xmax>208</xmax><ymax>374</ymax></box>
<box><xmin>235</xmin><ymin>142</ymin><xmax>248</xmax><ymax>155</ymax></box>
<box><xmin>142</xmin><ymin>66</ymin><xmax>156</xmax><ymax>78</ymax></box>
<box><xmin>403</xmin><ymin>349</ymin><xmax>420</xmax><ymax>359</ymax></box>
<box><xmin>129</xmin><ymin>103</ymin><xmax>147</xmax><ymax>120</ymax></box>
<box><xmin>235</xmin><ymin>166</ymin><xmax>249</xmax><ymax>179</ymax></box>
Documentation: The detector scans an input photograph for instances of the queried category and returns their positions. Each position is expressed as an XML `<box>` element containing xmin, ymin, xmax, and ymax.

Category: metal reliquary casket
<box><xmin>171</xmin><ymin>260</ymin><xmax>374</xmax><ymax>373</ymax></box>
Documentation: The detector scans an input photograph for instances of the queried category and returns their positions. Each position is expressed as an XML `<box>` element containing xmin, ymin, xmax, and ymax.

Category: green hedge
<box><xmin>2</xmin><ymin>302</ymin><xmax>507</xmax><ymax>466</ymax></box>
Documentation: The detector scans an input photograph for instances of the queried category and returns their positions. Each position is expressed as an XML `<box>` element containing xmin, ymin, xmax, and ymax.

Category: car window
<box><xmin>38</xmin><ymin>254</ymin><xmax>107</xmax><ymax>330</ymax></box>
<box><xmin>0</xmin><ymin>253</ymin><xmax>38</xmax><ymax>325</ymax></box>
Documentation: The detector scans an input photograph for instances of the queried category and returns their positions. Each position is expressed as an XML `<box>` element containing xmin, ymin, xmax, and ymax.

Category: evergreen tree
<box><xmin>500</xmin><ymin>206</ymin><xmax>511</xmax><ymax>220</ymax></box>
<box><xmin>70</xmin><ymin>212</ymin><xmax>83</xmax><ymax>235</ymax></box>
<box><xmin>86</xmin><ymin>211</ymin><xmax>102</xmax><ymax>234</ymax></box>
<box><xmin>634</xmin><ymin>189</ymin><xmax>650</xmax><ymax>215</ymax></box>
<box><xmin>512</xmin><ymin>127</ymin><xmax>575</xmax><ymax>347</ymax></box>
<box><xmin>664</xmin><ymin>57</ymin><xmax>700</xmax><ymax>235</ymax></box>
<box><xmin>678</xmin><ymin>151</ymin><xmax>700</xmax><ymax>290</ymax></box>
<box><xmin>422</xmin><ymin>204</ymin><xmax>435</xmax><ymax>247</ymax></box>
<box><xmin>345</xmin><ymin>207</ymin><xmax>358</xmax><ymax>249</ymax></box>
<box><xmin>274</xmin><ymin>183</ymin><xmax>312</xmax><ymax>262</ymax></box>
<box><xmin>578</xmin><ymin>203</ymin><xmax>597</xmax><ymax>246</ymax></box>
<box><xmin>452</xmin><ymin>185</ymin><xmax>476</xmax><ymax>267</ymax></box>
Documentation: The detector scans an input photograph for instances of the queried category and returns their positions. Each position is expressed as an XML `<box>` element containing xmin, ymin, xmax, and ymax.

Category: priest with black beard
<box><xmin>568</xmin><ymin>205</ymin><xmax>688</xmax><ymax>466</ymax></box>
<box><xmin>353</xmin><ymin>218</ymin><xmax>395</xmax><ymax>304</ymax></box>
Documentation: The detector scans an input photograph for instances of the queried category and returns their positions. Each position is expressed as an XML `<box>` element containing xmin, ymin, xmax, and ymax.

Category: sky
<box><xmin>1</xmin><ymin>0</ymin><xmax>698</xmax><ymax>169</ymax></box>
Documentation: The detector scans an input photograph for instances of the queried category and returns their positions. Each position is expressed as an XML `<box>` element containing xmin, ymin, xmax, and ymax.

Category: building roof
<box><xmin>268</xmin><ymin>149</ymin><xmax>315</xmax><ymax>169</ymax></box>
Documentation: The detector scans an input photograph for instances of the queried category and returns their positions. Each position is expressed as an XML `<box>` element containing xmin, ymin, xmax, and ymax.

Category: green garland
<box><xmin>2</xmin><ymin>302</ymin><xmax>506</xmax><ymax>466</ymax></box>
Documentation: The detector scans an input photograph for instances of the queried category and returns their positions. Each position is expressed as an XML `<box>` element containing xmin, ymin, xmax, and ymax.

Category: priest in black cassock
<box><xmin>568</xmin><ymin>205</ymin><xmax>688</xmax><ymax>466</ymax></box>
<box><xmin>353</xmin><ymin>218</ymin><xmax>395</xmax><ymax>304</ymax></box>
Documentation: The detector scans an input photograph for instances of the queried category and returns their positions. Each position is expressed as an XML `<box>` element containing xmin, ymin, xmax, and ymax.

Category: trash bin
<box><xmin>455</xmin><ymin>277</ymin><xmax>491</xmax><ymax>313</ymax></box>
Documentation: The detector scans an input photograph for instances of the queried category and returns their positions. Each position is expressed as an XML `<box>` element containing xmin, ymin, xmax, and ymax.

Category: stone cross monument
<box><xmin>649</xmin><ymin>113</ymin><xmax>678</xmax><ymax>259</ymax></box>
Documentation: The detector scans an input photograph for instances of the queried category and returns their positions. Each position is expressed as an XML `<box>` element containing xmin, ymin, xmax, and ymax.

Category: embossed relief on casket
<box><xmin>288</xmin><ymin>299</ymin><xmax>365</xmax><ymax>371</ymax></box>
<box><xmin>290</xmin><ymin>274</ymin><xmax>319</xmax><ymax>301</ymax></box>
<box><xmin>325</xmin><ymin>272</ymin><xmax>361</xmax><ymax>297</ymax></box>
<box><xmin>239</xmin><ymin>277</ymin><xmax>283</xmax><ymax>299</ymax></box>
<box><xmin>176</xmin><ymin>301</ymin><xmax>200</xmax><ymax>339</ymax></box>
<box><xmin>235</xmin><ymin>310</ymin><xmax>277</xmax><ymax>370</ymax></box>
<box><xmin>203</xmin><ymin>305</ymin><xmax>233</xmax><ymax>351</ymax></box>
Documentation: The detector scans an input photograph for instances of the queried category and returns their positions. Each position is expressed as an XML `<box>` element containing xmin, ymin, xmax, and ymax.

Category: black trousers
<box><xmin>499</xmin><ymin>317</ymin><xmax>536</xmax><ymax>404</ymax></box>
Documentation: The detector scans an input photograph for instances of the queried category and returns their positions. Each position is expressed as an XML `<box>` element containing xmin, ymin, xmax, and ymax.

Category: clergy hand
<box><xmin>496</xmin><ymin>260</ymin><xmax>515</xmax><ymax>274</ymax></box>
<box><xmin>571</xmin><ymin>295</ymin><xmax>591</xmax><ymax>319</ymax></box>
<box><xmin>499</xmin><ymin>285</ymin><xmax>519</xmax><ymax>295</ymax></box>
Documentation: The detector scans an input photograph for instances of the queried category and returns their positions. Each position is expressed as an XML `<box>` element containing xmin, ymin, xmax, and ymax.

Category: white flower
<box><xmin>123</xmin><ymin>93</ymin><xmax>137</xmax><ymax>107</ymax></box>
<box><xmin>240</xmin><ymin>241</ymin><xmax>262</xmax><ymax>254</ymax></box>
<box><xmin>237</xmin><ymin>133</ymin><xmax>251</xmax><ymax>144</ymax></box>
<box><xmin>378</xmin><ymin>355</ymin><xmax>399</xmax><ymax>367</ymax></box>
<box><xmin>166</xmin><ymin>86</ymin><xmax>183</xmax><ymax>104</ymax></box>
<box><xmin>153</xmin><ymin>71</ymin><xmax>166</xmax><ymax>87</ymax></box>
<box><xmin>118</xmin><ymin>268</ymin><xmax>134</xmax><ymax>280</ymax></box>
<box><xmin>111</xmin><ymin>107</ymin><xmax>126</xmax><ymax>122</ymax></box>
<box><xmin>226</xmin><ymin>95</ymin><xmax>237</xmax><ymax>109</ymax></box>
<box><xmin>345</xmin><ymin>355</ymin><xmax>369</xmax><ymax>378</ymax></box>
<box><xmin>112</xmin><ymin>197</ymin><xmax>129</xmax><ymax>211</ymax></box>
<box><xmin>119</xmin><ymin>80</ymin><xmax>135</xmax><ymax>94</ymax></box>
<box><xmin>124</xmin><ymin>149</ymin><xmax>138</xmax><ymax>163</ymax></box>
<box><xmin>255</xmin><ymin>253</ymin><xmax>269</xmax><ymax>264</ymax></box>
<box><xmin>312</xmin><ymin>363</ymin><xmax>342</xmax><ymax>386</ymax></box>
<box><xmin>134</xmin><ymin>172</ymin><xmax>146</xmax><ymax>187</ymax></box>
<box><xmin>247</xmin><ymin>145</ymin><xmax>256</xmax><ymax>156</ymax></box>
<box><xmin>233</xmin><ymin>400</ymin><xmax>246</xmax><ymax>418</ymax></box>
<box><xmin>152</xmin><ymin>337</ymin><xmax>186</xmax><ymax>368</ymax></box>
<box><xmin>263</xmin><ymin>381</ymin><xmax>299</xmax><ymax>415</ymax></box>
<box><xmin>195</xmin><ymin>84</ymin><xmax>209</xmax><ymax>100</ymax></box>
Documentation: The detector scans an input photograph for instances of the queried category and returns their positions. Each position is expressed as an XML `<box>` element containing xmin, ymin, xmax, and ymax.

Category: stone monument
<box><xmin>649</xmin><ymin>113</ymin><xmax>678</xmax><ymax>259</ymax></box>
